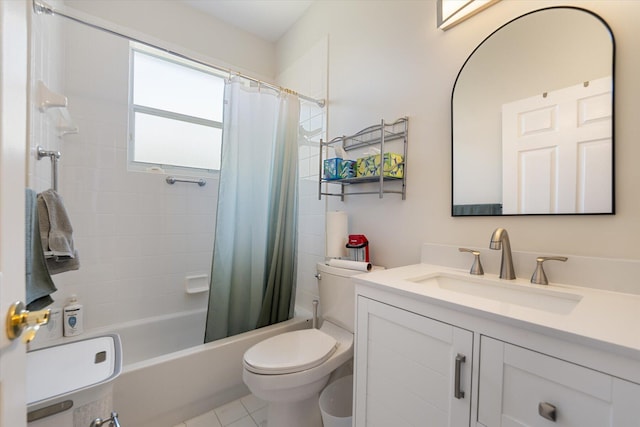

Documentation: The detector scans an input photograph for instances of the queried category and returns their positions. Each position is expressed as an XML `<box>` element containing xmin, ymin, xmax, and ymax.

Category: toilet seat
<box><xmin>244</xmin><ymin>329</ymin><xmax>338</xmax><ymax>375</ymax></box>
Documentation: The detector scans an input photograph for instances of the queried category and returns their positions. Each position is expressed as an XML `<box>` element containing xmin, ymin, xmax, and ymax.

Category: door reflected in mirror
<box><xmin>452</xmin><ymin>7</ymin><xmax>614</xmax><ymax>216</ymax></box>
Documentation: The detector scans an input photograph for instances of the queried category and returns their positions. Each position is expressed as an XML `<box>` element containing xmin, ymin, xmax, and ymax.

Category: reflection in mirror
<box><xmin>452</xmin><ymin>7</ymin><xmax>614</xmax><ymax>216</ymax></box>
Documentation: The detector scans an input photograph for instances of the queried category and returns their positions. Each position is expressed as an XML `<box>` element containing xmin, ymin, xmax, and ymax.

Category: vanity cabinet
<box><xmin>354</xmin><ymin>282</ymin><xmax>640</xmax><ymax>427</ymax></box>
<box><xmin>354</xmin><ymin>297</ymin><xmax>473</xmax><ymax>427</ymax></box>
<box><xmin>478</xmin><ymin>336</ymin><xmax>640</xmax><ymax>427</ymax></box>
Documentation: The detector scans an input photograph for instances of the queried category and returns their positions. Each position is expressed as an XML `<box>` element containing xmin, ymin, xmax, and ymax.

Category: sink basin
<box><xmin>409</xmin><ymin>273</ymin><xmax>583</xmax><ymax>314</ymax></box>
<box><xmin>27</xmin><ymin>334</ymin><xmax>122</xmax><ymax>405</ymax></box>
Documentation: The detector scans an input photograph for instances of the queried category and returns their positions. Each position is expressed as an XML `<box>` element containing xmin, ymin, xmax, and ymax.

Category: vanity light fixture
<box><xmin>437</xmin><ymin>0</ymin><xmax>500</xmax><ymax>30</ymax></box>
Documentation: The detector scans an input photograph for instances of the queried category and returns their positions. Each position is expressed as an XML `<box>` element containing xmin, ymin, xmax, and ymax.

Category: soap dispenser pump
<box><xmin>63</xmin><ymin>295</ymin><xmax>83</xmax><ymax>337</ymax></box>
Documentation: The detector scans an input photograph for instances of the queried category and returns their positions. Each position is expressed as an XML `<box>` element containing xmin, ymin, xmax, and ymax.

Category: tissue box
<box><xmin>338</xmin><ymin>160</ymin><xmax>356</xmax><ymax>179</ymax></box>
<box><xmin>356</xmin><ymin>153</ymin><xmax>404</xmax><ymax>178</ymax></box>
<box><xmin>323</xmin><ymin>158</ymin><xmax>342</xmax><ymax>180</ymax></box>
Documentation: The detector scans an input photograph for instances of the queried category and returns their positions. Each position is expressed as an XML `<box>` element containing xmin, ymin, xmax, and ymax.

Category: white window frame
<box><xmin>128</xmin><ymin>42</ymin><xmax>225</xmax><ymax>177</ymax></box>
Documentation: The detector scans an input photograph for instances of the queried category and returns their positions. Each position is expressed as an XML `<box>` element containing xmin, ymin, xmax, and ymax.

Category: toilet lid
<box><xmin>244</xmin><ymin>329</ymin><xmax>338</xmax><ymax>375</ymax></box>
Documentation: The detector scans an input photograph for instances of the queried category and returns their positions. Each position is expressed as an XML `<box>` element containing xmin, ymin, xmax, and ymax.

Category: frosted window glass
<box><xmin>133</xmin><ymin>50</ymin><xmax>224</xmax><ymax>122</ymax></box>
<box><xmin>134</xmin><ymin>113</ymin><xmax>221</xmax><ymax>171</ymax></box>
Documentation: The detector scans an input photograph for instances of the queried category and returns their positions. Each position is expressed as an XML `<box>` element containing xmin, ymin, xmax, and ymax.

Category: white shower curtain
<box><xmin>205</xmin><ymin>78</ymin><xmax>300</xmax><ymax>341</ymax></box>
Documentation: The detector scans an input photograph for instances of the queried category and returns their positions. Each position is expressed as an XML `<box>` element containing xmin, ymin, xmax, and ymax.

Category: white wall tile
<box><xmin>281</xmin><ymin>37</ymin><xmax>329</xmax><ymax>315</ymax></box>
<box><xmin>30</xmin><ymin>11</ymin><xmax>330</xmax><ymax>341</ymax></box>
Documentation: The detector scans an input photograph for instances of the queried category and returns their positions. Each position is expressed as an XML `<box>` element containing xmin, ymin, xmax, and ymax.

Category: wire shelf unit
<box><xmin>318</xmin><ymin>117</ymin><xmax>408</xmax><ymax>200</ymax></box>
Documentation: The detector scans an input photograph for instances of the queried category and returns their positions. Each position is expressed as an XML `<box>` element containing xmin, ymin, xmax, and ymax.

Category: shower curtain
<box><xmin>205</xmin><ymin>78</ymin><xmax>300</xmax><ymax>342</ymax></box>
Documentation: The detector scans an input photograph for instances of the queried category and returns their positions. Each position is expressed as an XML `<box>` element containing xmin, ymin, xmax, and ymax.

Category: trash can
<box><xmin>319</xmin><ymin>375</ymin><xmax>353</xmax><ymax>427</ymax></box>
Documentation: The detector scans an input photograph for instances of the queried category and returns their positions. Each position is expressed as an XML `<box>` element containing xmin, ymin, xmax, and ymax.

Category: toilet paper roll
<box><xmin>328</xmin><ymin>259</ymin><xmax>372</xmax><ymax>272</ymax></box>
<box><xmin>325</xmin><ymin>211</ymin><xmax>348</xmax><ymax>258</ymax></box>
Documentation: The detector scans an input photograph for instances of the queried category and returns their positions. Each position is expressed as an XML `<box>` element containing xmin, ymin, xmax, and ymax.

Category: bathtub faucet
<box><xmin>90</xmin><ymin>411</ymin><xmax>120</xmax><ymax>427</ymax></box>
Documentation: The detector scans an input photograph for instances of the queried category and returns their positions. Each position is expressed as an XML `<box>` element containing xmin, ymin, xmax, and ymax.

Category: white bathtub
<box><xmin>112</xmin><ymin>313</ymin><xmax>311</xmax><ymax>427</ymax></box>
<box><xmin>113</xmin><ymin>309</ymin><xmax>209</xmax><ymax>366</ymax></box>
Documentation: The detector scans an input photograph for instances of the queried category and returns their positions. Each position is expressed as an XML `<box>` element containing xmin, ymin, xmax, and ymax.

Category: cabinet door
<box><xmin>355</xmin><ymin>297</ymin><xmax>473</xmax><ymax>427</ymax></box>
<box><xmin>479</xmin><ymin>336</ymin><xmax>640</xmax><ymax>427</ymax></box>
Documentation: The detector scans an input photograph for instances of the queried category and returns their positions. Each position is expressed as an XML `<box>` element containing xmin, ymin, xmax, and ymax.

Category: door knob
<box><xmin>6</xmin><ymin>301</ymin><xmax>50</xmax><ymax>343</ymax></box>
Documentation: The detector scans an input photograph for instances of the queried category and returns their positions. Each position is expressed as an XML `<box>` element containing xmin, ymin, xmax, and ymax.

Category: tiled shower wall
<box><xmin>29</xmin><ymin>1</ymin><xmax>64</xmax><ymax>192</ymax></box>
<box><xmin>29</xmin><ymin>14</ymin><xmax>214</xmax><ymax>336</ymax></box>
<box><xmin>29</xmin><ymin>11</ymin><xmax>327</xmax><ymax>342</ymax></box>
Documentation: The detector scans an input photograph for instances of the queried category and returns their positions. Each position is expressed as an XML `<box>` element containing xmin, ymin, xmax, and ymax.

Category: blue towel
<box><xmin>26</xmin><ymin>189</ymin><xmax>57</xmax><ymax>310</ymax></box>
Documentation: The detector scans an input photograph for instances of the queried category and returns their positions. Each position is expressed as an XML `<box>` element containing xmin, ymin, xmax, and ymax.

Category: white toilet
<box><xmin>242</xmin><ymin>262</ymin><xmax>363</xmax><ymax>427</ymax></box>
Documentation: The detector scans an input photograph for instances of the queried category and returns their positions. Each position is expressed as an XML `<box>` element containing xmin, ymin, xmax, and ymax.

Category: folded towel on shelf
<box><xmin>26</xmin><ymin>189</ymin><xmax>58</xmax><ymax>310</ymax></box>
<box><xmin>37</xmin><ymin>188</ymin><xmax>80</xmax><ymax>274</ymax></box>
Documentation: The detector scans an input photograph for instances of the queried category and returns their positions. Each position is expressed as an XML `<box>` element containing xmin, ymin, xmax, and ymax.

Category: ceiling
<box><xmin>181</xmin><ymin>0</ymin><xmax>314</xmax><ymax>42</ymax></box>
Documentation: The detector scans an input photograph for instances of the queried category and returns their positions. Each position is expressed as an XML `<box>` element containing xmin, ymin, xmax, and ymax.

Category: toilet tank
<box><xmin>316</xmin><ymin>262</ymin><xmax>364</xmax><ymax>333</ymax></box>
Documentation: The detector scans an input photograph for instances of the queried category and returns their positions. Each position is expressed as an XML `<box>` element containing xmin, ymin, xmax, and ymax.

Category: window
<box><xmin>129</xmin><ymin>43</ymin><xmax>225</xmax><ymax>174</ymax></box>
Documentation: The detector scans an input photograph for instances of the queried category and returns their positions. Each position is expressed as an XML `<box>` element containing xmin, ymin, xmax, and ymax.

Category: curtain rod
<box><xmin>32</xmin><ymin>0</ymin><xmax>326</xmax><ymax>108</ymax></box>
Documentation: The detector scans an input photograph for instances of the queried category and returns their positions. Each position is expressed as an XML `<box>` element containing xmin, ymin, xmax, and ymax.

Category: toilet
<box><xmin>242</xmin><ymin>262</ymin><xmax>365</xmax><ymax>427</ymax></box>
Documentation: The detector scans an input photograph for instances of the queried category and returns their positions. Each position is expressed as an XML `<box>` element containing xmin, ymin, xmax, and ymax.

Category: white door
<box><xmin>354</xmin><ymin>297</ymin><xmax>473</xmax><ymax>427</ymax></box>
<box><xmin>502</xmin><ymin>76</ymin><xmax>612</xmax><ymax>214</ymax></box>
<box><xmin>0</xmin><ymin>0</ymin><xmax>29</xmax><ymax>426</ymax></box>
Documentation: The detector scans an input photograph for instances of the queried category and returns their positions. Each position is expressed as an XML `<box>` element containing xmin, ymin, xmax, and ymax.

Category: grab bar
<box><xmin>37</xmin><ymin>145</ymin><xmax>61</xmax><ymax>192</ymax></box>
<box><xmin>165</xmin><ymin>176</ymin><xmax>206</xmax><ymax>187</ymax></box>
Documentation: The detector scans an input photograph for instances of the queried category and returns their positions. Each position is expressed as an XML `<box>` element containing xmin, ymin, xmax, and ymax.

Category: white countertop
<box><xmin>353</xmin><ymin>263</ymin><xmax>640</xmax><ymax>360</ymax></box>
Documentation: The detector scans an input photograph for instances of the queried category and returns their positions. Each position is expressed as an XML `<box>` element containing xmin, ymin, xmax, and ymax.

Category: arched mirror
<box><xmin>452</xmin><ymin>7</ymin><xmax>614</xmax><ymax>216</ymax></box>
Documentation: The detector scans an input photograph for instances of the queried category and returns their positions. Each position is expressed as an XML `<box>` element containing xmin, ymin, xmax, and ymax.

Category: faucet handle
<box><xmin>530</xmin><ymin>256</ymin><xmax>568</xmax><ymax>285</ymax></box>
<box><xmin>458</xmin><ymin>248</ymin><xmax>484</xmax><ymax>275</ymax></box>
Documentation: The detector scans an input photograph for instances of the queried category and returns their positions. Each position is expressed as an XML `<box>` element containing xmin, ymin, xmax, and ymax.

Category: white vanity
<box><xmin>352</xmin><ymin>250</ymin><xmax>640</xmax><ymax>426</ymax></box>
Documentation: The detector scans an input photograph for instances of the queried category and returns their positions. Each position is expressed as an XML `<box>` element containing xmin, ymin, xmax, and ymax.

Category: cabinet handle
<box><xmin>454</xmin><ymin>354</ymin><xmax>466</xmax><ymax>399</ymax></box>
<box><xmin>538</xmin><ymin>402</ymin><xmax>557</xmax><ymax>422</ymax></box>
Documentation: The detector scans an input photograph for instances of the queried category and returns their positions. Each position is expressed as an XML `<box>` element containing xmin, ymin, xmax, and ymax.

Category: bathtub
<box><xmin>112</xmin><ymin>309</ymin><xmax>209</xmax><ymax>366</ymax></box>
<box><xmin>112</xmin><ymin>313</ymin><xmax>311</xmax><ymax>427</ymax></box>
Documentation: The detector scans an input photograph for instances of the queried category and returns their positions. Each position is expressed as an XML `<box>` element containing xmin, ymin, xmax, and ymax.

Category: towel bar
<box><xmin>37</xmin><ymin>146</ymin><xmax>61</xmax><ymax>192</ymax></box>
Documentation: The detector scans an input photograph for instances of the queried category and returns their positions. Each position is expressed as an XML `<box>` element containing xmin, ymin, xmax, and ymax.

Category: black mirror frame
<box><xmin>451</xmin><ymin>6</ymin><xmax>616</xmax><ymax>217</ymax></box>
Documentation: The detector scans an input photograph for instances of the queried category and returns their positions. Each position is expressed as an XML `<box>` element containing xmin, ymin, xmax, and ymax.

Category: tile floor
<box><xmin>173</xmin><ymin>394</ymin><xmax>267</xmax><ymax>427</ymax></box>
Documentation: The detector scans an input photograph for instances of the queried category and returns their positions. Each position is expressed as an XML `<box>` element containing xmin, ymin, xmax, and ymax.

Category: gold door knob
<box><xmin>6</xmin><ymin>301</ymin><xmax>50</xmax><ymax>343</ymax></box>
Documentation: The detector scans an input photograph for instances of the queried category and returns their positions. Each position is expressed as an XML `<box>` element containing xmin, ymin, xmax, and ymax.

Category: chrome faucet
<box><xmin>489</xmin><ymin>228</ymin><xmax>516</xmax><ymax>280</ymax></box>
